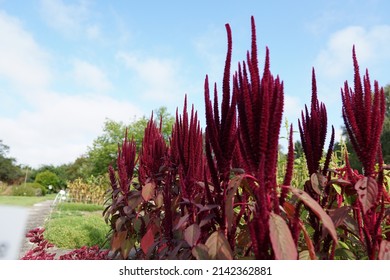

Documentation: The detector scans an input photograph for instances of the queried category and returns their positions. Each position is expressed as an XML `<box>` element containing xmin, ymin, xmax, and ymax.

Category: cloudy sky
<box><xmin>0</xmin><ymin>0</ymin><xmax>389</xmax><ymax>168</ymax></box>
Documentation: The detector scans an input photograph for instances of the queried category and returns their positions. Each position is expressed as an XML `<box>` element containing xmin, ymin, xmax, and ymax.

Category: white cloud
<box><xmin>72</xmin><ymin>59</ymin><xmax>112</xmax><ymax>92</ymax></box>
<box><xmin>0</xmin><ymin>11</ymin><xmax>52</xmax><ymax>91</ymax></box>
<box><xmin>0</xmin><ymin>92</ymin><xmax>142</xmax><ymax>167</ymax></box>
<box><xmin>0</xmin><ymin>10</ymin><xmax>142</xmax><ymax>167</ymax></box>
<box><xmin>315</xmin><ymin>25</ymin><xmax>390</xmax><ymax>80</ymax></box>
<box><xmin>117</xmin><ymin>52</ymin><xmax>183</xmax><ymax>103</ymax></box>
<box><xmin>39</xmin><ymin>0</ymin><xmax>100</xmax><ymax>40</ymax></box>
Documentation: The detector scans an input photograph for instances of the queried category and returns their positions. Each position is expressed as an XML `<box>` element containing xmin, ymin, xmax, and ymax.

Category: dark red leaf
<box><xmin>184</xmin><ymin>224</ymin><xmax>201</xmax><ymax>247</ymax></box>
<box><xmin>127</xmin><ymin>191</ymin><xmax>142</xmax><ymax>210</ymax></box>
<box><xmin>141</xmin><ymin>226</ymin><xmax>155</xmax><ymax>254</ymax></box>
<box><xmin>298</xmin><ymin>221</ymin><xmax>316</xmax><ymax>260</ymax></box>
<box><xmin>354</xmin><ymin>176</ymin><xmax>378</xmax><ymax>214</ymax></box>
<box><xmin>205</xmin><ymin>231</ymin><xmax>233</xmax><ymax>260</ymax></box>
<box><xmin>142</xmin><ymin>182</ymin><xmax>156</xmax><ymax>201</ymax></box>
<box><xmin>328</xmin><ymin>206</ymin><xmax>351</xmax><ymax>228</ymax></box>
<box><xmin>111</xmin><ymin>231</ymin><xmax>127</xmax><ymax>252</ymax></box>
<box><xmin>288</xmin><ymin>186</ymin><xmax>338</xmax><ymax>244</ymax></box>
<box><xmin>225</xmin><ymin>175</ymin><xmax>243</xmax><ymax>232</ymax></box>
<box><xmin>378</xmin><ymin>240</ymin><xmax>390</xmax><ymax>260</ymax></box>
<box><xmin>310</xmin><ymin>172</ymin><xmax>326</xmax><ymax>195</ymax></box>
<box><xmin>329</xmin><ymin>178</ymin><xmax>352</xmax><ymax>187</ymax></box>
<box><xmin>269</xmin><ymin>212</ymin><xmax>297</xmax><ymax>260</ymax></box>
<box><xmin>174</xmin><ymin>214</ymin><xmax>189</xmax><ymax>230</ymax></box>
<box><xmin>155</xmin><ymin>192</ymin><xmax>164</xmax><ymax>208</ymax></box>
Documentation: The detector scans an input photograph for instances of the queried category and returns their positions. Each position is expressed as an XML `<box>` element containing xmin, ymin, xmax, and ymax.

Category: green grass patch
<box><xmin>44</xmin><ymin>203</ymin><xmax>109</xmax><ymax>249</ymax></box>
<box><xmin>0</xmin><ymin>194</ymin><xmax>56</xmax><ymax>207</ymax></box>
<box><xmin>56</xmin><ymin>202</ymin><xmax>104</xmax><ymax>212</ymax></box>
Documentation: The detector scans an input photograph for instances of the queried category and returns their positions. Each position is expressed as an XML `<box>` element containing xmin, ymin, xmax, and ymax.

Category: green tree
<box><xmin>34</xmin><ymin>170</ymin><xmax>61</xmax><ymax>192</ymax></box>
<box><xmin>0</xmin><ymin>140</ymin><xmax>23</xmax><ymax>184</ymax></box>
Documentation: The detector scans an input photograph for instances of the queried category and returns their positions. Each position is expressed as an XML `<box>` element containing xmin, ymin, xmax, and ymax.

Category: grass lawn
<box><xmin>0</xmin><ymin>194</ymin><xmax>56</xmax><ymax>207</ymax></box>
<box><xmin>44</xmin><ymin>202</ymin><xmax>110</xmax><ymax>249</ymax></box>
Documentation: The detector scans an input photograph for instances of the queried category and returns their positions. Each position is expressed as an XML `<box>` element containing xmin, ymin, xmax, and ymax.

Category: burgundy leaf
<box><xmin>111</xmin><ymin>231</ymin><xmax>127</xmax><ymax>252</ymax></box>
<box><xmin>174</xmin><ymin>214</ymin><xmax>189</xmax><ymax>230</ymax></box>
<box><xmin>141</xmin><ymin>226</ymin><xmax>155</xmax><ymax>254</ymax></box>
<box><xmin>310</xmin><ymin>172</ymin><xmax>326</xmax><ymax>195</ymax></box>
<box><xmin>141</xmin><ymin>182</ymin><xmax>156</xmax><ymax>201</ymax></box>
<box><xmin>288</xmin><ymin>186</ymin><xmax>338</xmax><ymax>244</ymax></box>
<box><xmin>205</xmin><ymin>231</ymin><xmax>233</xmax><ymax>260</ymax></box>
<box><xmin>268</xmin><ymin>212</ymin><xmax>297</xmax><ymax>260</ymax></box>
<box><xmin>378</xmin><ymin>240</ymin><xmax>390</xmax><ymax>260</ymax></box>
<box><xmin>225</xmin><ymin>175</ymin><xmax>243</xmax><ymax>232</ymax></box>
<box><xmin>328</xmin><ymin>206</ymin><xmax>351</xmax><ymax>228</ymax></box>
<box><xmin>354</xmin><ymin>176</ymin><xmax>378</xmax><ymax>214</ymax></box>
<box><xmin>299</xmin><ymin>221</ymin><xmax>317</xmax><ymax>260</ymax></box>
<box><xmin>127</xmin><ymin>191</ymin><xmax>142</xmax><ymax>210</ymax></box>
<box><xmin>184</xmin><ymin>224</ymin><xmax>201</xmax><ymax>247</ymax></box>
<box><xmin>329</xmin><ymin>178</ymin><xmax>352</xmax><ymax>187</ymax></box>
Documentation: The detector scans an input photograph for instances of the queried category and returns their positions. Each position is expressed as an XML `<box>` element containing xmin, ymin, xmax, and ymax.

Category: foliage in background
<box><xmin>86</xmin><ymin>107</ymin><xmax>175</xmax><ymax>177</ymax></box>
<box><xmin>10</xmin><ymin>182</ymin><xmax>46</xmax><ymax>196</ymax></box>
<box><xmin>0</xmin><ymin>140</ymin><xmax>23</xmax><ymax>184</ymax></box>
<box><xmin>67</xmin><ymin>175</ymin><xmax>109</xmax><ymax>205</ymax></box>
<box><xmin>34</xmin><ymin>170</ymin><xmax>61</xmax><ymax>192</ymax></box>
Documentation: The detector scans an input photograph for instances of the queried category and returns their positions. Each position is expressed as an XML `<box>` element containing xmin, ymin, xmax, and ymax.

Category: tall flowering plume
<box><xmin>234</xmin><ymin>16</ymin><xmax>284</xmax><ymax>259</ymax></box>
<box><xmin>341</xmin><ymin>46</ymin><xmax>386</xmax><ymax>177</ymax></box>
<box><xmin>204</xmin><ymin>22</ymin><xmax>237</xmax><ymax>196</ymax></box>
<box><xmin>138</xmin><ymin>114</ymin><xmax>168</xmax><ymax>185</ymax></box>
<box><xmin>108</xmin><ymin>129</ymin><xmax>137</xmax><ymax>202</ymax></box>
<box><xmin>341</xmin><ymin>46</ymin><xmax>386</xmax><ymax>260</ymax></box>
<box><xmin>298</xmin><ymin>68</ymin><xmax>334</xmax><ymax>176</ymax></box>
<box><xmin>171</xmin><ymin>95</ymin><xmax>204</xmax><ymax>201</ymax></box>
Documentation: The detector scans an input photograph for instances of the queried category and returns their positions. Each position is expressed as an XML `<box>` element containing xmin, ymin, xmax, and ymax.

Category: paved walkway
<box><xmin>18</xmin><ymin>200</ymin><xmax>55</xmax><ymax>258</ymax></box>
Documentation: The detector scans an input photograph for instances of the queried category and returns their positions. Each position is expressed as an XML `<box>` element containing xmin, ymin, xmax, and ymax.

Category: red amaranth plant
<box><xmin>340</xmin><ymin>46</ymin><xmax>387</xmax><ymax>259</ymax></box>
<box><xmin>21</xmin><ymin>228</ymin><xmax>109</xmax><ymax>260</ymax></box>
<box><xmin>233</xmin><ymin>17</ymin><xmax>286</xmax><ymax>259</ymax></box>
<box><xmin>203</xmin><ymin>21</ymin><xmax>239</xmax><ymax>247</ymax></box>
<box><xmin>298</xmin><ymin>69</ymin><xmax>337</xmax><ymax>257</ymax></box>
<box><xmin>341</xmin><ymin>46</ymin><xmax>386</xmax><ymax>177</ymax></box>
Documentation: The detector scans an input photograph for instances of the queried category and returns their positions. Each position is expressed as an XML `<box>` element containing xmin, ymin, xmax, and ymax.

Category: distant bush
<box><xmin>12</xmin><ymin>184</ymin><xmax>43</xmax><ymax>196</ymax></box>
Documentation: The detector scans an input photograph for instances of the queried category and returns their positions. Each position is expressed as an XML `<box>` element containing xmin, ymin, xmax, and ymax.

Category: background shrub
<box><xmin>11</xmin><ymin>184</ymin><xmax>42</xmax><ymax>196</ymax></box>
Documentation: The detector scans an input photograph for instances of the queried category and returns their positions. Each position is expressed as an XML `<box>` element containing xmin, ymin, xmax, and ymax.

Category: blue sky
<box><xmin>0</xmin><ymin>0</ymin><xmax>389</xmax><ymax>168</ymax></box>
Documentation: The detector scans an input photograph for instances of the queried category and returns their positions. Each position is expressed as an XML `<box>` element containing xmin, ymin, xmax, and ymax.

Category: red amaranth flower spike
<box><xmin>298</xmin><ymin>68</ymin><xmax>328</xmax><ymax>176</ymax></box>
<box><xmin>341</xmin><ymin>46</ymin><xmax>386</xmax><ymax>176</ymax></box>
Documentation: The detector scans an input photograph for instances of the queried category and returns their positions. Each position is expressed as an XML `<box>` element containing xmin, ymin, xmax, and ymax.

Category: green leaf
<box><xmin>121</xmin><ymin>238</ymin><xmax>135</xmax><ymax>259</ymax></box>
<box><xmin>205</xmin><ymin>231</ymin><xmax>233</xmax><ymax>260</ymax></box>
<box><xmin>192</xmin><ymin>244</ymin><xmax>209</xmax><ymax>260</ymax></box>
<box><xmin>354</xmin><ymin>177</ymin><xmax>378</xmax><ymax>214</ymax></box>
<box><xmin>184</xmin><ymin>224</ymin><xmax>201</xmax><ymax>247</ymax></box>
<box><xmin>269</xmin><ymin>212</ymin><xmax>297</xmax><ymax>260</ymax></box>
<box><xmin>288</xmin><ymin>186</ymin><xmax>338</xmax><ymax>244</ymax></box>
